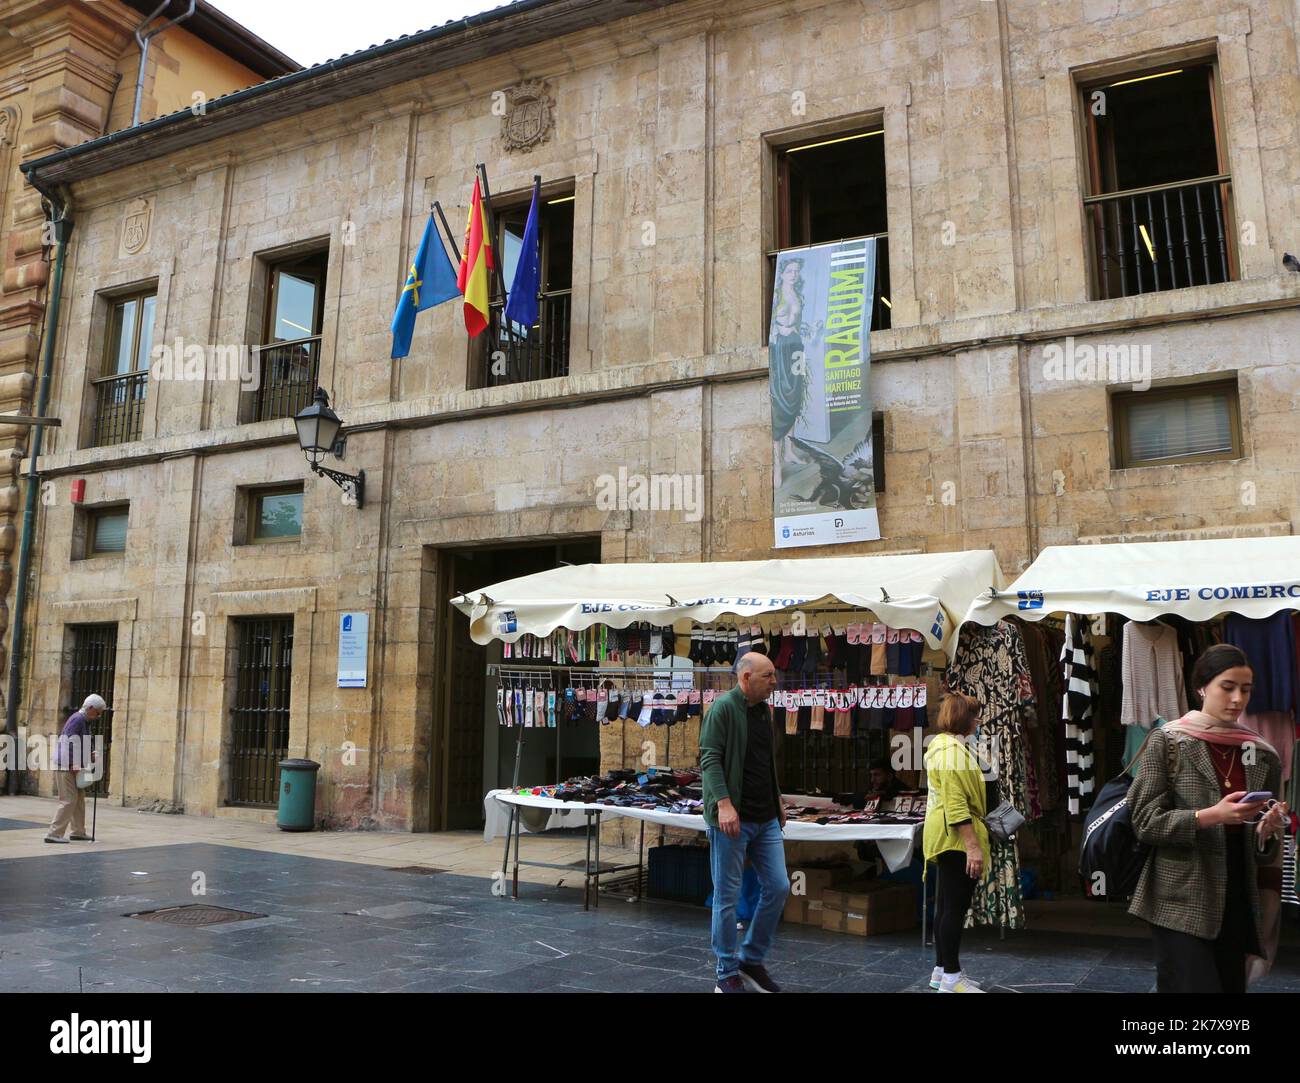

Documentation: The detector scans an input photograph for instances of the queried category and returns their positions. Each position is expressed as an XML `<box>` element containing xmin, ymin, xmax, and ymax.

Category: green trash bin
<box><xmin>277</xmin><ymin>758</ymin><xmax>321</xmax><ymax>831</ymax></box>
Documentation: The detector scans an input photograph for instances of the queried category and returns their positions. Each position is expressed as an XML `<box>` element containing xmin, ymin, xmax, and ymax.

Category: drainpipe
<box><xmin>5</xmin><ymin>184</ymin><xmax>72</xmax><ymax>795</ymax></box>
<box><xmin>131</xmin><ymin>0</ymin><xmax>197</xmax><ymax>128</ymax></box>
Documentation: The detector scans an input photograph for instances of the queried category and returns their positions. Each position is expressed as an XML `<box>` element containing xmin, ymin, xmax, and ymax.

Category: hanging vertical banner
<box><xmin>769</xmin><ymin>237</ymin><xmax>879</xmax><ymax>548</ymax></box>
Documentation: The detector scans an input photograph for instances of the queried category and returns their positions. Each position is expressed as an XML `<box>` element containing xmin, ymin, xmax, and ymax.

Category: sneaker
<box><xmin>938</xmin><ymin>973</ymin><xmax>984</xmax><ymax>993</ymax></box>
<box><xmin>738</xmin><ymin>962</ymin><xmax>781</xmax><ymax>993</ymax></box>
<box><xmin>929</xmin><ymin>966</ymin><xmax>943</xmax><ymax>990</ymax></box>
<box><xmin>714</xmin><ymin>975</ymin><xmax>748</xmax><ymax>994</ymax></box>
<box><xmin>43</xmin><ymin>836</ymin><xmax>68</xmax><ymax>844</ymax></box>
<box><xmin>68</xmin><ymin>834</ymin><xmax>92</xmax><ymax>841</ymax></box>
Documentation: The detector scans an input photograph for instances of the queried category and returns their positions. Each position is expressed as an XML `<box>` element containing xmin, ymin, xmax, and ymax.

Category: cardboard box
<box><xmin>782</xmin><ymin>895</ymin><xmax>825</xmax><ymax>925</ymax></box>
<box><xmin>790</xmin><ymin>864</ymin><xmax>852</xmax><ymax>898</ymax></box>
<box><xmin>820</xmin><ymin>881</ymin><xmax>916</xmax><ymax>935</ymax></box>
<box><xmin>820</xmin><ymin>906</ymin><xmax>886</xmax><ymax>937</ymax></box>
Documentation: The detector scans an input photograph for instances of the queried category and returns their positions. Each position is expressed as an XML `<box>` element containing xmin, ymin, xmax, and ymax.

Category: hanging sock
<box><xmin>736</xmin><ymin>627</ymin><xmax>752</xmax><ymax>663</ymax></box>
<box><xmin>802</xmin><ymin>633</ymin><xmax>823</xmax><ymax>675</ymax></box>
<box><xmin>789</xmin><ymin>634</ymin><xmax>807</xmax><ymax>672</ymax></box>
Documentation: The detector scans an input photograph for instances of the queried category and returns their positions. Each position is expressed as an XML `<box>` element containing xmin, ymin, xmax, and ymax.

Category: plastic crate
<box><xmin>647</xmin><ymin>844</ymin><xmax>712</xmax><ymax>905</ymax></box>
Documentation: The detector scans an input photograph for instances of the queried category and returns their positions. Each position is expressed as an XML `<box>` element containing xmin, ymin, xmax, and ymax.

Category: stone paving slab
<box><xmin>1</xmin><ymin>839</ymin><xmax>1297</xmax><ymax>993</ymax></box>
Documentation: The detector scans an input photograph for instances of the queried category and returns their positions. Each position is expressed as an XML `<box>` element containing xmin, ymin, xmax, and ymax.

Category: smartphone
<box><xmin>1236</xmin><ymin>791</ymin><xmax>1274</xmax><ymax>803</ymax></box>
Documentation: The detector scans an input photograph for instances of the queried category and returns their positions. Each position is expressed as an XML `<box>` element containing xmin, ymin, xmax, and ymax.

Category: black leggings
<box><xmin>933</xmin><ymin>850</ymin><xmax>978</xmax><ymax>973</ymax></box>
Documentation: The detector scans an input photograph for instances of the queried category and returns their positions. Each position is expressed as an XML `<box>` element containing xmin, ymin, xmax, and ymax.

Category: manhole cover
<box><xmin>126</xmin><ymin>905</ymin><xmax>266</xmax><ymax>927</ymax></box>
<box><xmin>389</xmin><ymin>865</ymin><xmax>445</xmax><ymax>875</ymax></box>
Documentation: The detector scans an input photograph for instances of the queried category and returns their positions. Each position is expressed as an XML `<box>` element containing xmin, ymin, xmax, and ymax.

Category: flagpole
<box><xmin>530</xmin><ymin>174</ymin><xmax>541</xmax><ymax>384</ymax></box>
<box><xmin>432</xmin><ymin>201</ymin><xmax>461</xmax><ymax>265</ymax></box>
<box><xmin>477</xmin><ymin>163</ymin><xmax>520</xmax><ymax>384</ymax></box>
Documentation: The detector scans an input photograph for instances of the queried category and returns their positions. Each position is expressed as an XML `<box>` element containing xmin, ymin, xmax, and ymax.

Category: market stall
<box><xmin>451</xmin><ymin>549</ymin><xmax>1009</xmax><ymax>937</ymax></box>
<box><xmin>959</xmin><ymin>535</ymin><xmax>1300</xmax><ymax>921</ymax></box>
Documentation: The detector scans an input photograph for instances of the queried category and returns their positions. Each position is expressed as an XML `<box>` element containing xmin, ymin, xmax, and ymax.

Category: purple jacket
<box><xmin>54</xmin><ymin>710</ymin><xmax>90</xmax><ymax>770</ymax></box>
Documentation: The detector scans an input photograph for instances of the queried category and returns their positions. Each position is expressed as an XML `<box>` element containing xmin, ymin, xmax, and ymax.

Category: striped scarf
<box><xmin>1061</xmin><ymin>614</ymin><xmax>1097</xmax><ymax>814</ymax></box>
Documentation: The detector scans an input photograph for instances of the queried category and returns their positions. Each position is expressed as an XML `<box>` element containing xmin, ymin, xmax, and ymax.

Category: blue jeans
<box><xmin>708</xmin><ymin>818</ymin><xmax>789</xmax><ymax>980</ymax></box>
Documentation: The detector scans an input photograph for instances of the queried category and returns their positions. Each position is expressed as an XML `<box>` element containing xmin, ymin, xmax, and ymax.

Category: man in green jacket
<box><xmin>700</xmin><ymin>651</ymin><xmax>787</xmax><ymax>993</ymax></box>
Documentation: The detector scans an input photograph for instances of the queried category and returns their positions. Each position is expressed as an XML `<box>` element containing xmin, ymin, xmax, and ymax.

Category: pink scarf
<box><xmin>1162</xmin><ymin>711</ymin><xmax>1279</xmax><ymax>760</ymax></box>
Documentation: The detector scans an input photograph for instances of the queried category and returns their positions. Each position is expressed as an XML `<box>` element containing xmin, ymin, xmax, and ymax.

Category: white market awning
<box><xmin>962</xmin><ymin>535</ymin><xmax>1300</xmax><ymax>628</ymax></box>
<box><xmin>451</xmin><ymin>549</ymin><xmax>1006</xmax><ymax>659</ymax></box>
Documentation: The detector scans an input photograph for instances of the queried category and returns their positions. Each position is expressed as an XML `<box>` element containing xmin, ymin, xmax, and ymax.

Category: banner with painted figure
<box><xmin>769</xmin><ymin>238</ymin><xmax>878</xmax><ymax>548</ymax></box>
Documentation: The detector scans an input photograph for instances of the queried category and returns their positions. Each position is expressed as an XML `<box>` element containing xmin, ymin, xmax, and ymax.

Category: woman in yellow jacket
<box><xmin>923</xmin><ymin>692</ymin><xmax>991</xmax><ymax>993</ymax></box>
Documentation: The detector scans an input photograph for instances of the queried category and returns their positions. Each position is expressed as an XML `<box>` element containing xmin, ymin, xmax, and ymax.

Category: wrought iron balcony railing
<box><xmin>476</xmin><ymin>291</ymin><xmax>571</xmax><ymax>388</ymax></box>
<box><xmin>254</xmin><ymin>336</ymin><xmax>320</xmax><ymax>422</ymax></box>
<box><xmin>91</xmin><ymin>370</ymin><xmax>148</xmax><ymax>447</ymax></box>
<box><xmin>1085</xmin><ymin>175</ymin><xmax>1232</xmax><ymax>300</ymax></box>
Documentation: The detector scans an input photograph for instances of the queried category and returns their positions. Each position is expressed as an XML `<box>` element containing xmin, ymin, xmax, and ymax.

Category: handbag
<box><xmin>982</xmin><ymin>799</ymin><xmax>1026</xmax><ymax>842</ymax></box>
<box><xmin>977</xmin><ymin>753</ymin><xmax>1024</xmax><ymax>841</ymax></box>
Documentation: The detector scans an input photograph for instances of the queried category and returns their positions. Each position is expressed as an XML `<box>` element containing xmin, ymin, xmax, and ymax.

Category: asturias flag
<box><xmin>390</xmin><ymin>213</ymin><xmax>459</xmax><ymax>360</ymax></box>
<box><xmin>504</xmin><ymin>183</ymin><xmax>541</xmax><ymax>329</ymax></box>
<box><xmin>457</xmin><ymin>176</ymin><xmax>494</xmax><ymax>337</ymax></box>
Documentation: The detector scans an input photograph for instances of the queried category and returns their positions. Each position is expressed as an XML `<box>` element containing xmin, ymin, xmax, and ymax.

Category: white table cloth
<box><xmin>487</xmin><ymin>791</ymin><xmax>922</xmax><ymax>871</ymax></box>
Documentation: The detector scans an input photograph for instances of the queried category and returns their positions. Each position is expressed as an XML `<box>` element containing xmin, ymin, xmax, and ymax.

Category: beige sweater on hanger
<box><xmin>1120</xmin><ymin>621</ymin><xmax>1188</xmax><ymax>728</ymax></box>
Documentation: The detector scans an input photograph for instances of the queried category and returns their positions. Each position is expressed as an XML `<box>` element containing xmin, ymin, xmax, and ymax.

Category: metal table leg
<box><xmin>511</xmin><ymin>802</ymin><xmax>522</xmax><ymax>900</ymax></box>
<box><xmin>593</xmin><ymin>810</ymin><xmax>602</xmax><ymax>908</ymax></box>
<box><xmin>500</xmin><ymin>804</ymin><xmax>516</xmax><ymax>889</ymax></box>
<box><xmin>637</xmin><ymin>819</ymin><xmax>646</xmax><ymax>902</ymax></box>
<box><xmin>583</xmin><ymin>810</ymin><xmax>593</xmax><ymax>911</ymax></box>
<box><xmin>921</xmin><ymin>873</ymin><xmax>927</xmax><ymax>950</ymax></box>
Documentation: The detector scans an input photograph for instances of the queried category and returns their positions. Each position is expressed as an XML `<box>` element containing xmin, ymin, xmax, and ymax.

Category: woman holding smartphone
<box><xmin>1128</xmin><ymin>644</ymin><xmax>1290</xmax><ymax>993</ymax></box>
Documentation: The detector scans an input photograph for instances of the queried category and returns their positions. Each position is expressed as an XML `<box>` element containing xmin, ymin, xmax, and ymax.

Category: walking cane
<box><xmin>91</xmin><ymin>782</ymin><xmax>98</xmax><ymax>842</ymax></box>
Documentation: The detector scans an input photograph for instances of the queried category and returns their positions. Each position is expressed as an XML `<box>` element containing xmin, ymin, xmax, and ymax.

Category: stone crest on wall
<box><xmin>501</xmin><ymin>81</ymin><xmax>554</xmax><ymax>152</ymax></box>
<box><xmin>120</xmin><ymin>196</ymin><xmax>153</xmax><ymax>258</ymax></box>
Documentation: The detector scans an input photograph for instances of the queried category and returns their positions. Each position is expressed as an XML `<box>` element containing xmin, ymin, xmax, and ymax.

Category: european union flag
<box><xmin>391</xmin><ymin>214</ymin><xmax>459</xmax><ymax>360</ymax></box>
<box><xmin>503</xmin><ymin>184</ymin><xmax>541</xmax><ymax>329</ymax></box>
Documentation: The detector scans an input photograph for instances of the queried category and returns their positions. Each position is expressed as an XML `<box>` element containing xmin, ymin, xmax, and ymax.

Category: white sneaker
<box><xmin>938</xmin><ymin>973</ymin><xmax>984</xmax><ymax>993</ymax></box>
<box><xmin>929</xmin><ymin>966</ymin><xmax>943</xmax><ymax>989</ymax></box>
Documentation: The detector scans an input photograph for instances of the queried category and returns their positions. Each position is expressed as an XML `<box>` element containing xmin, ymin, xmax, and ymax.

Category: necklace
<box><xmin>1208</xmin><ymin>743</ymin><xmax>1237</xmax><ymax>787</ymax></box>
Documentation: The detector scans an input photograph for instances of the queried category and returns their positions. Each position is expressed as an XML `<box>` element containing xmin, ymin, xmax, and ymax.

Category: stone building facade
<box><xmin>0</xmin><ymin>0</ymin><xmax>295</xmax><ymax>751</ymax></box>
<box><xmin>14</xmin><ymin>0</ymin><xmax>1300</xmax><ymax>831</ymax></box>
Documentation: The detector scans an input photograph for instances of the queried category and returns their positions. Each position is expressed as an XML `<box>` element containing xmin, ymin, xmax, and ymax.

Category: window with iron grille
<box><xmin>92</xmin><ymin>289</ymin><xmax>154</xmax><ymax>447</ymax></box>
<box><xmin>252</xmin><ymin>251</ymin><xmax>327</xmax><ymax>422</ymax></box>
<box><xmin>768</xmin><ymin>127</ymin><xmax>892</xmax><ymax>334</ymax></box>
<box><xmin>1111</xmin><ymin>377</ymin><xmax>1242</xmax><ymax>468</ymax></box>
<box><xmin>468</xmin><ymin>187</ymin><xmax>573</xmax><ymax>389</ymax></box>
<box><xmin>1081</xmin><ymin>61</ymin><xmax>1234</xmax><ymax>300</ymax></box>
<box><xmin>227</xmin><ymin>616</ymin><xmax>294</xmax><ymax>807</ymax></box>
<box><xmin>66</xmin><ymin>624</ymin><xmax>117</xmax><ymax>798</ymax></box>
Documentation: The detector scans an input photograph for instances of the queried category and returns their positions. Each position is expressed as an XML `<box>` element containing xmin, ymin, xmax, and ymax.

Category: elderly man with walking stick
<box><xmin>45</xmin><ymin>694</ymin><xmax>105</xmax><ymax>844</ymax></box>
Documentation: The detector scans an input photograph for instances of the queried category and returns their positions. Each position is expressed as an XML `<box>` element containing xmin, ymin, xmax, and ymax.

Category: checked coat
<box><xmin>1127</xmin><ymin>727</ymin><xmax>1282</xmax><ymax>944</ymax></box>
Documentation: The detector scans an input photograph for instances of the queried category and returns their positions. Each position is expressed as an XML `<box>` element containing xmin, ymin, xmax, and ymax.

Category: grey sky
<box><xmin>208</xmin><ymin>0</ymin><xmax>505</xmax><ymax>67</ymax></box>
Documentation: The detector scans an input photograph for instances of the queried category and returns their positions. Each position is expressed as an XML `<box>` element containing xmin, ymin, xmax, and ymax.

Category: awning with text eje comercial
<box><xmin>960</xmin><ymin>535</ymin><xmax>1300</xmax><ymax>628</ymax></box>
<box><xmin>450</xmin><ymin>550</ymin><xmax>1007</xmax><ymax>660</ymax></box>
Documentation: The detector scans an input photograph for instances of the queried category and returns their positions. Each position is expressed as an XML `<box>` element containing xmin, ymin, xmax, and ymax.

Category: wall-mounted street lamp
<box><xmin>294</xmin><ymin>387</ymin><xmax>365</xmax><ymax>508</ymax></box>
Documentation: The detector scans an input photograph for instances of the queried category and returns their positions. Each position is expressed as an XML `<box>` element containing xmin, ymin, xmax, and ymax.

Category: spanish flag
<box><xmin>457</xmin><ymin>176</ymin><xmax>494</xmax><ymax>337</ymax></box>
